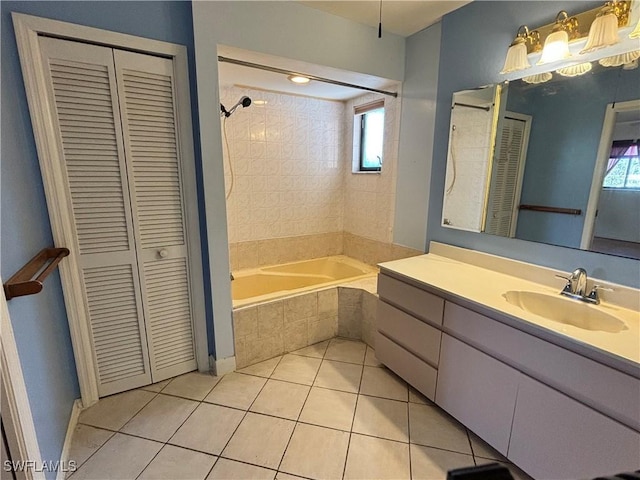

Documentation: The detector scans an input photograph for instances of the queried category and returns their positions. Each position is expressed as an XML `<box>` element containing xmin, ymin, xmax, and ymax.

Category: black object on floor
<box><xmin>447</xmin><ymin>462</ymin><xmax>514</xmax><ymax>480</ymax></box>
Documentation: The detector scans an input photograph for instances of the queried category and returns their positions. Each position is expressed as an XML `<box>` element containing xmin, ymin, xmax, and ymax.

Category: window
<box><xmin>602</xmin><ymin>140</ymin><xmax>640</xmax><ymax>189</ymax></box>
<box><xmin>353</xmin><ymin>100</ymin><xmax>384</xmax><ymax>172</ymax></box>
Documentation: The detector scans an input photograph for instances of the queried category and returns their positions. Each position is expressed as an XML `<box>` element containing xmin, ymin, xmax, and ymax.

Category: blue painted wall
<box><xmin>426</xmin><ymin>0</ymin><xmax>640</xmax><ymax>287</ymax></box>
<box><xmin>506</xmin><ymin>67</ymin><xmax>640</xmax><ymax>247</ymax></box>
<box><xmin>1</xmin><ymin>2</ymin><xmax>205</xmax><ymax>474</ymax></box>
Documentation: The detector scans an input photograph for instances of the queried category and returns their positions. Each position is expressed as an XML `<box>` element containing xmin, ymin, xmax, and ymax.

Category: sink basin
<box><xmin>503</xmin><ymin>290</ymin><xmax>627</xmax><ymax>333</ymax></box>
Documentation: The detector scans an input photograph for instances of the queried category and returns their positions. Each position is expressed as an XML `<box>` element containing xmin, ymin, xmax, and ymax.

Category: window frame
<box><xmin>353</xmin><ymin>100</ymin><xmax>385</xmax><ymax>173</ymax></box>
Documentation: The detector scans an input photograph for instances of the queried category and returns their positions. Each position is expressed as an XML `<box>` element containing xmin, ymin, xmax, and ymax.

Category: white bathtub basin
<box><xmin>503</xmin><ymin>290</ymin><xmax>627</xmax><ymax>333</ymax></box>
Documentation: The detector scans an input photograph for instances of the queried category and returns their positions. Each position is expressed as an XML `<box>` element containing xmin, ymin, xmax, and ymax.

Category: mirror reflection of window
<box><xmin>602</xmin><ymin>141</ymin><xmax>640</xmax><ymax>188</ymax></box>
<box><xmin>590</xmin><ymin>102</ymin><xmax>640</xmax><ymax>260</ymax></box>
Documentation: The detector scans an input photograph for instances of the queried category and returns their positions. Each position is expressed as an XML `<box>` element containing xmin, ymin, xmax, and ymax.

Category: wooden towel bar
<box><xmin>3</xmin><ymin>247</ymin><xmax>70</xmax><ymax>300</ymax></box>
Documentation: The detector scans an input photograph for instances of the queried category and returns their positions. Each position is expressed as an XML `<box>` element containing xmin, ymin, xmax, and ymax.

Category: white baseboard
<box><xmin>210</xmin><ymin>355</ymin><xmax>236</xmax><ymax>376</ymax></box>
<box><xmin>56</xmin><ymin>399</ymin><xmax>82</xmax><ymax>480</ymax></box>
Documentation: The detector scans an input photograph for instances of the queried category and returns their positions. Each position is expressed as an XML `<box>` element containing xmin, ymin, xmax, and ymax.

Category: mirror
<box><xmin>442</xmin><ymin>61</ymin><xmax>640</xmax><ymax>259</ymax></box>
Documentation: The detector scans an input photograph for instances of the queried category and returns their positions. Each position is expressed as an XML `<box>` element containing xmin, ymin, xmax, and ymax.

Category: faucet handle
<box><xmin>591</xmin><ymin>284</ymin><xmax>613</xmax><ymax>292</ymax></box>
<box><xmin>554</xmin><ymin>274</ymin><xmax>572</xmax><ymax>292</ymax></box>
<box><xmin>587</xmin><ymin>285</ymin><xmax>613</xmax><ymax>304</ymax></box>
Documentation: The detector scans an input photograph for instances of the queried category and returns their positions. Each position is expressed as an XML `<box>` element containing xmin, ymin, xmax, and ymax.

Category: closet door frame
<box><xmin>13</xmin><ymin>13</ymin><xmax>208</xmax><ymax>408</ymax></box>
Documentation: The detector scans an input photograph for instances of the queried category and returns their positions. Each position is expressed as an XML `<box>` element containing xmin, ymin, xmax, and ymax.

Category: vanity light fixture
<box><xmin>598</xmin><ymin>49</ymin><xmax>640</xmax><ymax>67</ymax></box>
<box><xmin>580</xmin><ymin>2</ymin><xmax>627</xmax><ymax>53</ymax></box>
<box><xmin>288</xmin><ymin>75</ymin><xmax>311</xmax><ymax>84</ymax></box>
<box><xmin>537</xmin><ymin>11</ymin><xmax>578</xmax><ymax>65</ymax></box>
<box><xmin>556</xmin><ymin>62</ymin><xmax>593</xmax><ymax>77</ymax></box>
<box><xmin>500</xmin><ymin>26</ymin><xmax>540</xmax><ymax>74</ymax></box>
<box><xmin>522</xmin><ymin>72</ymin><xmax>552</xmax><ymax>84</ymax></box>
<box><xmin>500</xmin><ymin>2</ymin><xmax>633</xmax><ymax>76</ymax></box>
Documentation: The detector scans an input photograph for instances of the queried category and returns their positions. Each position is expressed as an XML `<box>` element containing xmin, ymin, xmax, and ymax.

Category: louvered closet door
<box><xmin>39</xmin><ymin>37</ymin><xmax>152</xmax><ymax>396</ymax></box>
<box><xmin>113</xmin><ymin>51</ymin><xmax>197</xmax><ymax>382</ymax></box>
<box><xmin>485</xmin><ymin>117</ymin><xmax>526</xmax><ymax>237</ymax></box>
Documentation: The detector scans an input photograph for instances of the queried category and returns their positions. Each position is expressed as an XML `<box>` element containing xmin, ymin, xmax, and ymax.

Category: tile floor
<box><xmin>68</xmin><ymin>338</ymin><xmax>532</xmax><ymax>480</ymax></box>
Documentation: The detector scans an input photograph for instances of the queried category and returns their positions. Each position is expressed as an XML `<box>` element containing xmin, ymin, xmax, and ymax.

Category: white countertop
<box><xmin>379</xmin><ymin>253</ymin><xmax>640</xmax><ymax>374</ymax></box>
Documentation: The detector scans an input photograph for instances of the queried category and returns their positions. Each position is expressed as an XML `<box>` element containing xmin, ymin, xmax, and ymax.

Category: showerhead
<box><xmin>220</xmin><ymin>96</ymin><xmax>252</xmax><ymax>117</ymax></box>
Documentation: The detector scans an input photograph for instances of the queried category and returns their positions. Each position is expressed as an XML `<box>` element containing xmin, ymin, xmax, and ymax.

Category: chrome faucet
<box><xmin>555</xmin><ymin>268</ymin><xmax>612</xmax><ymax>305</ymax></box>
<box><xmin>556</xmin><ymin>268</ymin><xmax>588</xmax><ymax>297</ymax></box>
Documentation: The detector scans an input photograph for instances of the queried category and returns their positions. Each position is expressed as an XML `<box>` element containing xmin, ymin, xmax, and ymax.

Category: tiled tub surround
<box><xmin>233</xmin><ymin>280</ymin><xmax>379</xmax><ymax>369</ymax></box>
<box><xmin>230</xmin><ymin>253</ymin><xmax>419</xmax><ymax>369</ymax></box>
<box><xmin>343</xmin><ymin>93</ymin><xmax>401</xmax><ymax>244</ymax></box>
<box><xmin>220</xmin><ymin>86</ymin><xmax>344</xmax><ymax>244</ymax></box>
<box><xmin>220</xmin><ymin>87</ymin><xmax>402</xmax><ymax>247</ymax></box>
<box><xmin>229</xmin><ymin>232</ymin><xmax>422</xmax><ymax>271</ymax></box>
<box><xmin>68</xmin><ymin>339</ymin><xmax>532</xmax><ymax>480</ymax></box>
<box><xmin>220</xmin><ymin>86</ymin><xmax>413</xmax><ymax>272</ymax></box>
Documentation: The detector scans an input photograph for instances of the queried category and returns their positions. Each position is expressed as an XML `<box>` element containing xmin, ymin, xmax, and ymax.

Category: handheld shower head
<box><xmin>221</xmin><ymin>96</ymin><xmax>252</xmax><ymax>117</ymax></box>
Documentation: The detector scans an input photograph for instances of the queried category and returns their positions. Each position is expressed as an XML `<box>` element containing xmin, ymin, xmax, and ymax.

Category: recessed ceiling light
<box><xmin>288</xmin><ymin>75</ymin><xmax>310</xmax><ymax>84</ymax></box>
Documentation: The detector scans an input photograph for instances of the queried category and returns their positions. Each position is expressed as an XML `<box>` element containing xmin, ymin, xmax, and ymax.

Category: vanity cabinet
<box><xmin>375</xmin><ymin>270</ymin><xmax>640</xmax><ymax>479</ymax></box>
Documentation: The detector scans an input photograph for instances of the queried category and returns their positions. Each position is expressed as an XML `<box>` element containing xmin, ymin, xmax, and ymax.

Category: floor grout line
<box><xmin>340</xmin><ymin>344</ymin><xmax>367</xmax><ymax>480</ymax></box>
<box><xmin>70</xmin><ymin>338</ymin><xmax>508</xmax><ymax>480</ymax></box>
<box><xmin>274</xmin><ymin>337</ymin><xmax>328</xmax><ymax>475</ymax></box>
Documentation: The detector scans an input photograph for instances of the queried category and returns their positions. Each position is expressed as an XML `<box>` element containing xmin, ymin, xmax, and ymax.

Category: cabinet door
<box><xmin>436</xmin><ymin>334</ymin><xmax>519</xmax><ymax>455</ymax></box>
<box><xmin>509</xmin><ymin>375</ymin><xmax>640</xmax><ymax>479</ymax></box>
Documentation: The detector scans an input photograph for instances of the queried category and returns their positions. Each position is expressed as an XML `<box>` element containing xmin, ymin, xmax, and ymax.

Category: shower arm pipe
<box><xmin>218</xmin><ymin>56</ymin><xmax>398</xmax><ymax>98</ymax></box>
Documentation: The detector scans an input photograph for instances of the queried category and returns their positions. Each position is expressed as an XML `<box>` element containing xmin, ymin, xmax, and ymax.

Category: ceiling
<box><xmin>298</xmin><ymin>1</ymin><xmax>471</xmax><ymax>37</ymax></box>
<box><xmin>217</xmin><ymin>2</ymin><xmax>471</xmax><ymax>101</ymax></box>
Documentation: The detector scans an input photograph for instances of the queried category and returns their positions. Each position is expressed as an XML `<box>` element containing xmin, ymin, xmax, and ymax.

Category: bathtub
<box><xmin>232</xmin><ymin>255</ymin><xmax>376</xmax><ymax>307</ymax></box>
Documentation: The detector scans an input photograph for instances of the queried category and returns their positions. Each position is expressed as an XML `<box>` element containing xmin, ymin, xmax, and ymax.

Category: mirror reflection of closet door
<box><xmin>484</xmin><ymin>112</ymin><xmax>531</xmax><ymax>237</ymax></box>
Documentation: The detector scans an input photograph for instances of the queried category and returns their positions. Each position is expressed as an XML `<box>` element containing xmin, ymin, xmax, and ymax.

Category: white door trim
<box><xmin>581</xmin><ymin>99</ymin><xmax>640</xmax><ymax>249</ymax></box>
<box><xmin>1</xmin><ymin>282</ymin><xmax>45</xmax><ymax>480</ymax></box>
<box><xmin>12</xmin><ymin>12</ymin><xmax>208</xmax><ymax>407</ymax></box>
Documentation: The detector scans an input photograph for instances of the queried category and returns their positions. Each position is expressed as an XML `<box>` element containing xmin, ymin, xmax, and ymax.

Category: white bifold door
<box><xmin>38</xmin><ymin>37</ymin><xmax>198</xmax><ymax>397</ymax></box>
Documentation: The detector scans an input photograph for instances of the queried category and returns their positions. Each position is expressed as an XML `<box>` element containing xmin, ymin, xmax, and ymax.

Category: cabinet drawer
<box><xmin>444</xmin><ymin>302</ymin><xmax>640</xmax><ymax>431</ymax></box>
<box><xmin>377</xmin><ymin>274</ymin><xmax>444</xmax><ymax>326</ymax></box>
<box><xmin>376</xmin><ymin>332</ymin><xmax>438</xmax><ymax>401</ymax></box>
<box><xmin>377</xmin><ymin>300</ymin><xmax>441</xmax><ymax>367</ymax></box>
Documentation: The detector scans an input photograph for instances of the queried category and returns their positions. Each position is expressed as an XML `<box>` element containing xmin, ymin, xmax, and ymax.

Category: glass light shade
<box><xmin>500</xmin><ymin>40</ymin><xmax>531</xmax><ymax>74</ymax></box>
<box><xmin>598</xmin><ymin>50</ymin><xmax>640</xmax><ymax>67</ymax></box>
<box><xmin>630</xmin><ymin>18</ymin><xmax>640</xmax><ymax>39</ymax></box>
<box><xmin>538</xmin><ymin>30</ymin><xmax>571</xmax><ymax>65</ymax></box>
<box><xmin>556</xmin><ymin>62</ymin><xmax>593</xmax><ymax>77</ymax></box>
<box><xmin>522</xmin><ymin>72</ymin><xmax>552</xmax><ymax>84</ymax></box>
<box><xmin>580</xmin><ymin>12</ymin><xmax>620</xmax><ymax>54</ymax></box>
<box><xmin>623</xmin><ymin>58</ymin><xmax>639</xmax><ymax>70</ymax></box>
